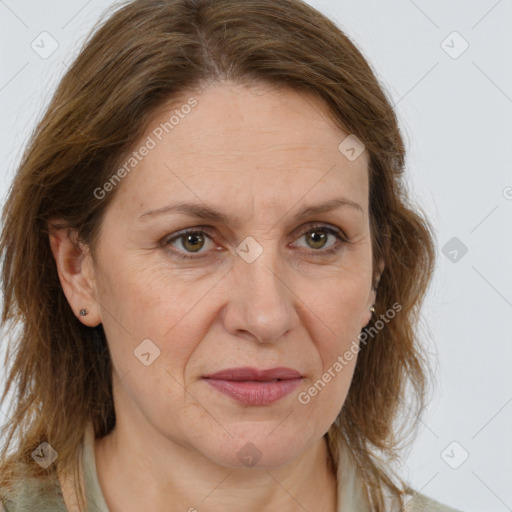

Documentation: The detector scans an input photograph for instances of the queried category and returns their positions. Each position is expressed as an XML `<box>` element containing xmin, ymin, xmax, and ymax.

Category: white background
<box><xmin>1</xmin><ymin>1</ymin><xmax>511</xmax><ymax>511</ymax></box>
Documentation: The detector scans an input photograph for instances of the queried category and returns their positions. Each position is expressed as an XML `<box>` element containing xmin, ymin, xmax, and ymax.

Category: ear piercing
<box><xmin>79</xmin><ymin>308</ymin><xmax>89</xmax><ymax>316</ymax></box>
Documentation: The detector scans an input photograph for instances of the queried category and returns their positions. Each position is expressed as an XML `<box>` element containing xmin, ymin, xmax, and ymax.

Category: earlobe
<box><xmin>362</xmin><ymin>257</ymin><xmax>385</xmax><ymax>328</ymax></box>
<box><xmin>361</xmin><ymin>307</ymin><xmax>373</xmax><ymax>328</ymax></box>
<box><xmin>373</xmin><ymin>257</ymin><xmax>385</xmax><ymax>292</ymax></box>
<box><xmin>48</xmin><ymin>223</ymin><xmax>101</xmax><ymax>327</ymax></box>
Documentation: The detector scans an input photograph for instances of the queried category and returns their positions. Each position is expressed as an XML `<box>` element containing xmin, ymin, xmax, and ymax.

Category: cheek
<box><xmin>93</xmin><ymin>260</ymin><xmax>202</xmax><ymax>380</ymax></box>
<box><xmin>297</xmin><ymin>345</ymin><xmax>358</xmax><ymax>436</ymax></box>
<box><xmin>95</xmin><ymin>237</ymin><xmax>370</xmax><ymax>381</ymax></box>
<box><xmin>308</xmin><ymin>275</ymin><xmax>370</xmax><ymax>352</ymax></box>
<box><xmin>300</xmin><ymin>278</ymin><xmax>368</xmax><ymax>417</ymax></box>
<box><xmin>96</xmin><ymin>255</ymin><xmax>210</xmax><ymax>334</ymax></box>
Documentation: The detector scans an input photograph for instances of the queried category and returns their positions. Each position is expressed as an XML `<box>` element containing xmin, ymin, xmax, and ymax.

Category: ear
<box><xmin>48</xmin><ymin>221</ymin><xmax>101</xmax><ymax>327</ymax></box>
<box><xmin>361</xmin><ymin>257</ymin><xmax>385</xmax><ymax>328</ymax></box>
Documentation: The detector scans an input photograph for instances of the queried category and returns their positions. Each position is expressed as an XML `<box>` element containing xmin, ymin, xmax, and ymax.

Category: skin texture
<box><xmin>49</xmin><ymin>81</ymin><xmax>384</xmax><ymax>512</ymax></box>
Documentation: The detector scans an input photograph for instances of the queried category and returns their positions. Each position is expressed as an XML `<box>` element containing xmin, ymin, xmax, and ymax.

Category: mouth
<box><xmin>202</xmin><ymin>366</ymin><xmax>303</xmax><ymax>406</ymax></box>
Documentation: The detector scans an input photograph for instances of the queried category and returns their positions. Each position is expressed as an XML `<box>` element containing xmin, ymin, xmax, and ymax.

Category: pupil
<box><xmin>308</xmin><ymin>230</ymin><xmax>326</xmax><ymax>249</ymax></box>
<box><xmin>184</xmin><ymin>233</ymin><xmax>204</xmax><ymax>252</ymax></box>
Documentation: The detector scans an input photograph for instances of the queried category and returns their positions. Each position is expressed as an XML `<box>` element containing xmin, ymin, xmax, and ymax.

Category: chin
<box><xmin>201</xmin><ymin>429</ymin><xmax>311</xmax><ymax>470</ymax></box>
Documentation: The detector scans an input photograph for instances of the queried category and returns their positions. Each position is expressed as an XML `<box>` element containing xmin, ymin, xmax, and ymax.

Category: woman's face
<box><xmin>86</xmin><ymin>81</ymin><xmax>379</xmax><ymax>468</ymax></box>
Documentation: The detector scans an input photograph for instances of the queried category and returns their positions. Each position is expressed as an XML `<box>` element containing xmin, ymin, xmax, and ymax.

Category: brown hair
<box><xmin>0</xmin><ymin>0</ymin><xmax>436</xmax><ymax>510</ymax></box>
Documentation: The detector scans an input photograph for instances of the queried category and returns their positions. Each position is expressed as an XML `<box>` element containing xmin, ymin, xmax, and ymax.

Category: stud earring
<box><xmin>369</xmin><ymin>305</ymin><xmax>375</xmax><ymax>314</ymax></box>
<box><xmin>79</xmin><ymin>308</ymin><xmax>89</xmax><ymax>316</ymax></box>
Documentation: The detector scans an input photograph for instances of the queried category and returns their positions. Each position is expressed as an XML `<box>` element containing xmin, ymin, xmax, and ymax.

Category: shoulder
<box><xmin>0</xmin><ymin>476</ymin><xmax>67</xmax><ymax>512</ymax></box>
<box><xmin>406</xmin><ymin>492</ymin><xmax>463</xmax><ymax>512</ymax></box>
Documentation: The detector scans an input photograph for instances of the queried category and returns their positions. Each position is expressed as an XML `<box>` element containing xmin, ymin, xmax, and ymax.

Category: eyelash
<box><xmin>161</xmin><ymin>223</ymin><xmax>349</xmax><ymax>261</ymax></box>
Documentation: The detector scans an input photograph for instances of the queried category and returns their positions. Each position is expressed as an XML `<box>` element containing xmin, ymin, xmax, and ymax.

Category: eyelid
<box><xmin>293</xmin><ymin>222</ymin><xmax>348</xmax><ymax>242</ymax></box>
<box><xmin>162</xmin><ymin>222</ymin><xmax>348</xmax><ymax>259</ymax></box>
<box><xmin>161</xmin><ymin>226</ymin><xmax>220</xmax><ymax>261</ymax></box>
<box><xmin>161</xmin><ymin>226</ymin><xmax>213</xmax><ymax>252</ymax></box>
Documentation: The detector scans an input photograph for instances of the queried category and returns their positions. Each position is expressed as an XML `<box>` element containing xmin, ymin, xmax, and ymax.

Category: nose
<box><xmin>221</xmin><ymin>248</ymin><xmax>300</xmax><ymax>344</ymax></box>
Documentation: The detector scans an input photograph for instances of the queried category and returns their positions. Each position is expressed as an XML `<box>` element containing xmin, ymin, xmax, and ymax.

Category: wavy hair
<box><xmin>0</xmin><ymin>0</ymin><xmax>436</xmax><ymax>510</ymax></box>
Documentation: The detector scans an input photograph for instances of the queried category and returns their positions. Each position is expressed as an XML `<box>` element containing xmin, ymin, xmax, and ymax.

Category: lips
<box><xmin>202</xmin><ymin>366</ymin><xmax>302</xmax><ymax>381</ymax></box>
<box><xmin>202</xmin><ymin>366</ymin><xmax>303</xmax><ymax>406</ymax></box>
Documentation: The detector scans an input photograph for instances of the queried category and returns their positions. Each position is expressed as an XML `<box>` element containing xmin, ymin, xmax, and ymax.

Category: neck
<box><xmin>94</xmin><ymin>418</ymin><xmax>338</xmax><ymax>512</ymax></box>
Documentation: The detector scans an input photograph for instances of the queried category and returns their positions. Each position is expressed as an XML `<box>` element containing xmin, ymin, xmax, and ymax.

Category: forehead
<box><xmin>109</xmin><ymin>81</ymin><xmax>369</xmax><ymax>220</ymax></box>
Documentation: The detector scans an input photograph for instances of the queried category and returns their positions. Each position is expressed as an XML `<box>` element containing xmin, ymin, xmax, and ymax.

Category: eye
<box><xmin>163</xmin><ymin>228</ymin><xmax>215</xmax><ymax>259</ymax></box>
<box><xmin>292</xmin><ymin>224</ymin><xmax>347</xmax><ymax>255</ymax></box>
<box><xmin>162</xmin><ymin>223</ymin><xmax>348</xmax><ymax>260</ymax></box>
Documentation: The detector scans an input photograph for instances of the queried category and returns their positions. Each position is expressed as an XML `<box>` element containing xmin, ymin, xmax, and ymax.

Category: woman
<box><xmin>0</xmin><ymin>0</ymin><xmax>461</xmax><ymax>510</ymax></box>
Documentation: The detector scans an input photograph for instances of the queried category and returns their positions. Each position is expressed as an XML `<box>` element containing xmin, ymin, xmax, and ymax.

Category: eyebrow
<box><xmin>138</xmin><ymin>197</ymin><xmax>363</xmax><ymax>224</ymax></box>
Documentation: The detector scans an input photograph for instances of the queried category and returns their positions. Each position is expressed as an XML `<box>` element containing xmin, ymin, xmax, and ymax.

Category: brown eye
<box><xmin>291</xmin><ymin>223</ymin><xmax>347</xmax><ymax>257</ymax></box>
<box><xmin>305</xmin><ymin>229</ymin><xmax>329</xmax><ymax>250</ymax></box>
<box><xmin>164</xmin><ymin>228</ymin><xmax>215</xmax><ymax>258</ymax></box>
<box><xmin>181</xmin><ymin>232</ymin><xmax>205</xmax><ymax>252</ymax></box>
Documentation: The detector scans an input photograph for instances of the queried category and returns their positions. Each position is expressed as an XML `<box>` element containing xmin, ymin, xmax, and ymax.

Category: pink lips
<box><xmin>202</xmin><ymin>366</ymin><xmax>303</xmax><ymax>406</ymax></box>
